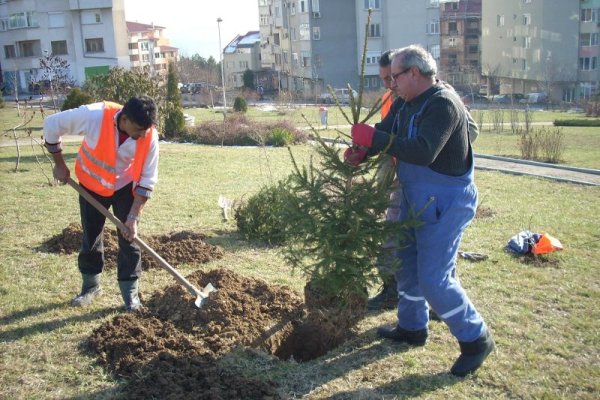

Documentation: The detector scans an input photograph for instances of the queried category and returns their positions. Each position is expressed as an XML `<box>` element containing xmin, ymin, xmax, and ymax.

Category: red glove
<box><xmin>343</xmin><ymin>147</ymin><xmax>368</xmax><ymax>166</ymax></box>
<box><xmin>351</xmin><ymin>123</ymin><xmax>375</xmax><ymax>148</ymax></box>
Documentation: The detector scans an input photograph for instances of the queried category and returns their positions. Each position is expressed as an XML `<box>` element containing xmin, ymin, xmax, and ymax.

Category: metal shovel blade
<box><xmin>194</xmin><ymin>283</ymin><xmax>218</xmax><ymax>308</ymax></box>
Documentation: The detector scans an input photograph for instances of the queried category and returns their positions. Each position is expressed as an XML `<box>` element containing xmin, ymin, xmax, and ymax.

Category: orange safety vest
<box><xmin>75</xmin><ymin>101</ymin><xmax>154</xmax><ymax>197</ymax></box>
<box><xmin>381</xmin><ymin>90</ymin><xmax>393</xmax><ymax>119</ymax></box>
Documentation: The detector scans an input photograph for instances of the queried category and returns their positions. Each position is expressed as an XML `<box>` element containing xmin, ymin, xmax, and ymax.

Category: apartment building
<box><xmin>481</xmin><ymin>0</ymin><xmax>580</xmax><ymax>101</ymax></box>
<box><xmin>127</xmin><ymin>21</ymin><xmax>178</xmax><ymax>77</ymax></box>
<box><xmin>222</xmin><ymin>31</ymin><xmax>261</xmax><ymax>88</ymax></box>
<box><xmin>359</xmin><ymin>0</ymin><xmax>442</xmax><ymax>91</ymax></box>
<box><xmin>258</xmin><ymin>0</ymin><xmax>443</xmax><ymax>99</ymax></box>
<box><xmin>438</xmin><ymin>0</ymin><xmax>482</xmax><ymax>92</ymax></box>
<box><xmin>578</xmin><ymin>0</ymin><xmax>600</xmax><ymax>101</ymax></box>
<box><xmin>0</xmin><ymin>0</ymin><xmax>130</xmax><ymax>95</ymax></box>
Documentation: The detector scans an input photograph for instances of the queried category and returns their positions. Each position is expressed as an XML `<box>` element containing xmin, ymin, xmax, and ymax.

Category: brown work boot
<box><xmin>377</xmin><ymin>325</ymin><xmax>428</xmax><ymax>346</ymax></box>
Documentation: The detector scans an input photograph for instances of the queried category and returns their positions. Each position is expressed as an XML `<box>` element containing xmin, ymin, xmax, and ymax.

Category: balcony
<box><xmin>69</xmin><ymin>0</ymin><xmax>113</xmax><ymax>10</ymax></box>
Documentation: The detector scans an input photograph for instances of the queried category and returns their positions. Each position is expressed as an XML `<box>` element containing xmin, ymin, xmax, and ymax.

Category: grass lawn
<box><xmin>1</xmin><ymin>140</ymin><xmax>599</xmax><ymax>399</ymax></box>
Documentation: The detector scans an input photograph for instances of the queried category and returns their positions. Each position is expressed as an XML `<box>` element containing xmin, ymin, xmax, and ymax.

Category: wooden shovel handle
<box><xmin>66</xmin><ymin>177</ymin><xmax>202</xmax><ymax>298</ymax></box>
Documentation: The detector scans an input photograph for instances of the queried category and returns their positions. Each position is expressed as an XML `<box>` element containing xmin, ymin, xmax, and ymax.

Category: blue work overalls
<box><xmin>392</xmin><ymin>91</ymin><xmax>487</xmax><ymax>342</ymax></box>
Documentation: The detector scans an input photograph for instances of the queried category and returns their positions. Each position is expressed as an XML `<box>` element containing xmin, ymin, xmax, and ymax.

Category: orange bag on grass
<box><xmin>532</xmin><ymin>232</ymin><xmax>563</xmax><ymax>255</ymax></box>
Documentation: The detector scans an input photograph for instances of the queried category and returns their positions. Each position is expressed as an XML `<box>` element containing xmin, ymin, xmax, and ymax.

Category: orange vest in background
<box><xmin>75</xmin><ymin>101</ymin><xmax>153</xmax><ymax>196</ymax></box>
<box><xmin>381</xmin><ymin>90</ymin><xmax>393</xmax><ymax>119</ymax></box>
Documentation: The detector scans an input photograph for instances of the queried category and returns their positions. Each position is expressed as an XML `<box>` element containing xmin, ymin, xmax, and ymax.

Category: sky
<box><xmin>124</xmin><ymin>0</ymin><xmax>260</xmax><ymax>60</ymax></box>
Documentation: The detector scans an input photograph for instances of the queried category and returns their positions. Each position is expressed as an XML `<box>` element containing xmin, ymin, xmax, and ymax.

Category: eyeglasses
<box><xmin>391</xmin><ymin>67</ymin><xmax>412</xmax><ymax>82</ymax></box>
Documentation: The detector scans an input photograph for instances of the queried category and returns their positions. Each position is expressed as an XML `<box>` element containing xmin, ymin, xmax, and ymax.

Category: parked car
<box><xmin>491</xmin><ymin>93</ymin><xmax>525</xmax><ymax>104</ymax></box>
<box><xmin>319</xmin><ymin>88</ymin><xmax>358</xmax><ymax>104</ymax></box>
<box><xmin>461</xmin><ymin>93</ymin><xmax>489</xmax><ymax>106</ymax></box>
<box><xmin>519</xmin><ymin>92</ymin><xmax>548</xmax><ymax>104</ymax></box>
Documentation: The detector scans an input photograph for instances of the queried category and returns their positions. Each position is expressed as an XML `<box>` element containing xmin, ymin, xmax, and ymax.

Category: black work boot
<box><xmin>118</xmin><ymin>279</ymin><xmax>143</xmax><ymax>312</ymax></box>
<box><xmin>429</xmin><ymin>308</ymin><xmax>442</xmax><ymax>321</ymax></box>
<box><xmin>367</xmin><ymin>280</ymin><xmax>398</xmax><ymax>311</ymax></box>
<box><xmin>451</xmin><ymin>329</ymin><xmax>495</xmax><ymax>377</ymax></box>
<box><xmin>377</xmin><ymin>325</ymin><xmax>428</xmax><ymax>346</ymax></box>
<box><xmin>71</xmin><ymin>273</ymin><xmax>103</xmax><ymax>307</ymax></box>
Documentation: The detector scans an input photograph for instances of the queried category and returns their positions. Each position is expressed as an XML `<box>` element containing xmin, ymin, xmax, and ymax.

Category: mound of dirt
<box><xmin>41</xmin><ymin>224</ymin><xmax>223</xmax><ymax>269</ymax></box>
<box><xmin>87</xmin><ymin>268</ymin><xmax>365</xmax><ymax>398</ymax></box>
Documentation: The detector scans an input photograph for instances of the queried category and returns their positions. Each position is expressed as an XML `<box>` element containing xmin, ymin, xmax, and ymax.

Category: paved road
<box><xmin>474</xmin><ymin>154</ymin><xmax>600</xmax><ymax>186</ymax></box>
<box><xmin>2</xmin><ymin>135</ymin><xmax>598</xmax><ymax>186</ymax></box>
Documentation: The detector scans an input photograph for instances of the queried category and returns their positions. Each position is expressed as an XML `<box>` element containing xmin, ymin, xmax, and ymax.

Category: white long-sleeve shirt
<box><xmin>43</xmin><ymin>102</ymin><xmax>159</xmax><ymax>194</ymax></box>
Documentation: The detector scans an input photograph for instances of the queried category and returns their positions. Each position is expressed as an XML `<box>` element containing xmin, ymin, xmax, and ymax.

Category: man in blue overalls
<box><xmin>344</xmin><ymin>45</ymin><xmax>494</xmax><ymax>377</ymax></box>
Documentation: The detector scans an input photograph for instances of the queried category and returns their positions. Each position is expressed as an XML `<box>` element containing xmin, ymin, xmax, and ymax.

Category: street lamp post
<box><xmin>217</xmin><ymin>17</ymin><xmax>227</xmax><ymax>112</ymax></box>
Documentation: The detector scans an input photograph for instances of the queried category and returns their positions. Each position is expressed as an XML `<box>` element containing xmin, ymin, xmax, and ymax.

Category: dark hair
<box><xmin>379</xmin><ymin>50</ymin><xmax>393</xmax><ymax>68</ymax></box>
<box><xmin>121</xmin><ymin>96</ymin><xmax>157</xmax><ymax>129</ymax></box>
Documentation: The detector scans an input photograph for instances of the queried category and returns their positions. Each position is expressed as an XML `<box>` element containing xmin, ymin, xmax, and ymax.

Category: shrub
<box><xmin>553</xmin><ymin>119</ymin><xmax>600</xmax><ymax>127</ymax></box>
<box><xmin>61</xmin><ymin>87</ymin><xmax>93</xmax><ymax>111</ymax></box>
<box><xmin>181</xmin><ymin>115</ymin><xmax>308</xmax><ymax>146</ymax></box>
<box><xmin>235</xmin><ymin>180</ymin><xmax>294</xmax><ymax>245</ymax></box>
<box><xmin>233</xmin><ymin>96</ymin><xmax>247</xmax><ymax>113</ymax></box>
<box><xmin>0</xmin><ymin>95</ymin><xmax>4</xmax><ymax>109</ymax></box>
<box><xmin>519</xmin><ymin>127</ymin><xmax>565</xmax><ymax>163</ymax></box>
<box><xmin>268</xmin><ymin>127</ymin><xmax>295</xmax><ymax>147</ymax></box>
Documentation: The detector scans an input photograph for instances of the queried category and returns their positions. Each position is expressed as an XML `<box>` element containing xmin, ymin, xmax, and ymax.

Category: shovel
<box><xmin>67</xmin><ymin>177</ymin><xmax>216</xmax><ymax>308</ymax></box>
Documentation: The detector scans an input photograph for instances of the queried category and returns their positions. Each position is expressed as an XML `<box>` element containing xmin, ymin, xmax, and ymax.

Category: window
<box><xmin>85</xmin><ymin>38</ymin><xmax>104</xmax><ymax>53</ymax></box>
<box><xmin>9</xmin><ymin>11</ymin><xmax>38</xmax><ymax>29</ymax></box>
<box><xmin>429</xmin><ymin>44</ymin><xmax>440</xmax><ymax>59</ymax></box>
<box><xmin>260</xmin><ymin>14</ymin><xmax>269</xmax><ymax>25</ymax></box>
<box><xmin>448</xmin><ymin>37</ymin><xmax>457</xmax><ymax>47</ymax></box>
<box><xmin>154</xmin><ymin>52</ymin><xmax>160</xmax><ymax>59</ymax></box>
<box><xmin>240</xmin><ymin>61</ymin><xmax>249</xmax><ymax>69</ymax></box>
<box><xmin>497</xmin><ymin>14</ymin><xmax>505</xmax><ymax>27</ymax></box>
<box><xmin>581</xmin><ymin>33</ymin><xmax>599</xmax><ymax>46</ymax></box>
<box><xmin>51</xmin><ymin>40</ymin><xmax>67</xmax><ymax>55</ymax></box>
<box><xmin>130</xmin><ymin>54</ymin><xmax>139</xmax><ymax>62</ymax></box>
<box><xmin>522</xmin><ymin>59</ymin><xmax>528</xmax><ymax>71</ymax></box>
<box><xmin>18</xmin><ymin>40</ymin><xmax>39</xmax><ymax>57</ymax></box>
<box><xmin>523</xmin><ymin>36</ymin><xmax>531</xmax><ymax>49</ymax></box>
<box><xmin>312</xmin><ymin>26</ymin><xmax>320</xmax><ymax>40</ymax></box>
<box><xmin>364</xmin><ymin>0</ymin><xmax>381</xmax><ymax>9</ymax></box>
<box><xmin>274</xmin><ymin>33</ymin><xmax>280</xmax><ymax>45</ymax></box>
<box><xmin>522</xmin><ymin>14</ymin><xmax>531</xmax><ymax>25</ymax></box>
<box><xmin>369</xmin><ymin>23</ymin><xmax>381</xmax><ymax>37</ymax></box>
<box><xmin>448</xmin><ymin>21</ymin><xmax>457</xmax><ymax>34</ymax></box>
<box><xmin>81</xmin><ymin>10</ymin><xmax>102</xmax><ymax>24</ymax></box>
<box><xmin>290</xmin><ymin>27</ymin><xmax>296</xmax><ymax>41</ymax></box>
<box><xmin>302</xmin><ymin>51</ymin><xmax>311</xmax><ymax>67</ymax></box>
<box><xmin>428</xmin><ymin>0</ymin><xmax>439</xmax><ymax>8</ymax></box>
<box><xmin>292</xmin><ymin>52</ymin><xmax>298</xmax><ymax>66</ymax></box>
<box><xmin>428</xmin><ymin>19</ymin><xmax>439</xmax><ymax>34</ymax></box>
<box><xmin>468</xmin><ymin>45</ymin><xmax>478</xmax><ymax>54</ymax></box>
<box><xmin>128</xmin><ymin>43</ymin><xmax>137</xmax><ymax>50</ymax></box>
<box><xmin>366</xmin><ymin>52</ymin><xmax>380</xmax><ymax>65</ymax></box>
<box><xmin>142</xmin><ymin>54</ymin><xmax>149</xmax><ymax>62</ymax></box>
<box><xmin>449</xmin><ymin>2</ymin><xmax>459</xmax><ymax>11</ymax></box>
<box><xmin>4</xmin><ymin>44</ymin><xmax>16</xmax><ymax>59</ymax></box>
<box><xmin>311</xmin><ymin>0</ymin><xmax>320</xmax><ymax>13</ymax></box>
<box><xmin>580</xmin><ymin>8</ymin><xmax>597</xmax><ymax>22</ymax></box>
<box><xmin>48</xmin><ymin>12</ymin><xmax>64</xmax><ymax>28</ymax></box>
<box><xmin>579</xmin><ymin>56</ymin><xmax>597</xmax><ymax>70</ymax></box>
<box><xmin>299</xmin><ymin>23</ymin><xmax>310</xmax><ymax>40</ymax></box>
<box><xmin>259</xmin><ymin>0</ymin><xmax>267</xmax><ymax>5</ymax></box>
<box><xmin>0</xmin><ymin>17</ymin><xmax>8</xmax><ymax>31</ymax></box>
<box><xmin>300</xmin><ymin>0</ymin><xmax>306</xmax><ymax>13</ymax></box>
<box><xmin>290</xmin><ymin>2</ymin><xmax>296</xmax><ymax>15</ymax></box>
